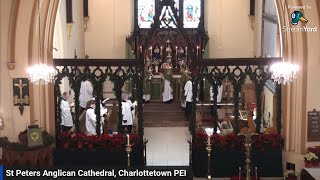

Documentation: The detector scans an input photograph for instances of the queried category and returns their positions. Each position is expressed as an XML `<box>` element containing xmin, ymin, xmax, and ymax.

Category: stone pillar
<box><xmin>253</xmin><ymin>0</ymin><xmax>263</xmax><ymax>57</ymax></box>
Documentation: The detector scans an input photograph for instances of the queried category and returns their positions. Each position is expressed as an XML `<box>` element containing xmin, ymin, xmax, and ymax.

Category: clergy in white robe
<box><xmin>161</xmin><ymin>63</ymin><xmax>173</xmax><ymax>103</ymax></box>
<box><xmin>61</xmin><ymin>92</ymin><xmax>73</xmax><ymax>132</ymax></box>
<box><xmin>85</xmin><ymin>100</ymin><xmax>106</xmax><ymax>135</ymax></box>
<box><xmin>121</xmin><ymin>93</ymin><xmax>133</xmax><ymax>133</ymax></box>
<box><xmin>210</xmin><ymin>85</ymin><xmax>223</xmax><ymax>103</ymax></box>
<box><xmin>80</xmin><ymin>80</ymin><xmax>93</xmax><ymax>110</ymax></box>
<box><xmin>184</xmin><ymin>78</ymin><xmax>193</xmax><ymax>118</ymax></box>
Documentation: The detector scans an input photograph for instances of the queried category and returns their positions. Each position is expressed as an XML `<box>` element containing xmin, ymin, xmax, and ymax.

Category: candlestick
<box><xmin>255</xmin><ymin>167</ymin><xmax>258</xmax><ymax>180</ymax></box>
<box><xmin>127</xmin><ymin>134</ymin><xmax>130</xmax><ymax>146</ymax></box>
<box><xmin>206</xmin><ymin>135</ymin><xmax>212</xmax><ymax>180</ymax></box>
<box><xmin>185</xmin><ymin>46</ymin><xmax>188</xmax><ymax>55</ymax></box>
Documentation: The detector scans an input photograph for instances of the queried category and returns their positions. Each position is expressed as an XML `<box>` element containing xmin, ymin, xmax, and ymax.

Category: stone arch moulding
<box><xmin>27</xmin><ymin>0</ymin><xmax>60</xmax><ymax>136</ymax></box>
<box><xmin>7</xmin><ymin>0</ymin><xmax>20</xmax><ymax>70</ymax></box>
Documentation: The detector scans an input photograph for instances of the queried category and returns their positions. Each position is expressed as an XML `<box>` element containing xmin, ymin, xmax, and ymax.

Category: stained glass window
<box><xmin>160</xmin><ymin>6</ymin><xmax>177</xmax><ymax>28</ymax></box>
<box><xmin>183</xmin><ymin>0</ymin><xmax>201</xmax><ymax>28</ymax></box>
<box><xmin>138</xmin><ymin>0</ymin><xmax>155</xmax><ymax>28</ymax></box>
<box><xmin>136</xmin><ymin>0</ymin><xmax>201</xmax><ymax>29</ymax></box>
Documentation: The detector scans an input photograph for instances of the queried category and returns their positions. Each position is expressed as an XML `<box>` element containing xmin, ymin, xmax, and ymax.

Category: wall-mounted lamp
<box><xmin>249</xmin><ymin>0</ymin><xmax>255</xmax><ymax>30</ymax></box>
<box><xmin>67</xmin><ymin>23</ymin><xmax>73</xmax><ymax>40</ymax></box>
<box><xmin>66</xmin><ymin>0</ymin><xmax>73</xmax><ymax>39</ymax></box>
<box><xmin>0</xmin><ymin>112</ymin><xmax>4</xmax><ymax>129</ymax></box>
<box><xmin>83</xmin><ymin>0</ymin><xmax>89</xmax><ymax>32</ymax></box>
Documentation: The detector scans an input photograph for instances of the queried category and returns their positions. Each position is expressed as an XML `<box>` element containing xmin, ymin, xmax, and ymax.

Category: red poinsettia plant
<box><xmin>251</xmin><ymin>133</ymin><xmax>283</xmax><ymax>151</ymax></box>
<box><xmin>58</xmin><ymin>132</ymin><xmax>140</xmax><ymax>151</ymax></box>
<box><xmin>195</xmin><ymin>132</ymin><xmax>282</xmax><ymax>151</ymax></box>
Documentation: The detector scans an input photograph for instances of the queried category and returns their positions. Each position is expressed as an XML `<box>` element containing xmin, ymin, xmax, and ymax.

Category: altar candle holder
<box><xmin>125</xmin><ymin>134</ymin><xmax>132</xmax><ymax>167</ymax></box>
<box><xmin>185</xmin><ymin>47</ymin><xmax>188</xmax><ymax>67</ymax></box>
<box><xmin>197</xmin><ymin>46</ymin><xmax>199</xmax><ymax>56</ymax></box>
<box><xmin>206</xmin><ymin>136</ymin><xmax>212</xmax><ymax>180</ymax></box>
<box><xmin>255</xmin><ymin>167</ymin><xmax>258</xmax><ymax>180</ymax></box>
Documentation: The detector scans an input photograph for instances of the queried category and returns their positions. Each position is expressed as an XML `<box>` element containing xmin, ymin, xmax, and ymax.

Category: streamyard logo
<box><xmin>291</xmin><ymin>11</ymin><xmax>308</xmax><ymax>25</ymax></box>
<box><xmin>283</xmin><ymin>10</ymin><xmax>317</xmax><ymax>32</ymax></box>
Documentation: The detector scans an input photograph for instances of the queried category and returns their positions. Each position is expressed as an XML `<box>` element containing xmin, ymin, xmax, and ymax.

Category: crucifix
<box><xmin>13</xmin><ymin>79</ymin><xmax>29</xmax><ymax>115</ymax></box>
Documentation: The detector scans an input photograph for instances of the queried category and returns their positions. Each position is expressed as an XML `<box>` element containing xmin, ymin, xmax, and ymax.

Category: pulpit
<box><xmin>0</xmin><ymin>129</ymin><xmax>55</xmax><ymax>166</ymax></box>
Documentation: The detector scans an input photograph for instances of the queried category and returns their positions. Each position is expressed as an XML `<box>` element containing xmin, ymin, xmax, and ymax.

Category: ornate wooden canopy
<box><xmin>126</xmin><ymin>0</ymin><xmax>209</xmax><ymax>69</ymax></box>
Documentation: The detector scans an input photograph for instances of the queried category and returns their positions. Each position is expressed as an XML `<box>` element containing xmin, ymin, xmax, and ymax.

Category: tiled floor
<box><xmin>144</xmin><ymin>127</ymin><xmax>191</xmax><ymax>166</ymax></box>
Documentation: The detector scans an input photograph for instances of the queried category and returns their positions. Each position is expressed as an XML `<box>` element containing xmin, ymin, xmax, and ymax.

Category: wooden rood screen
<box><xmin>53</xmin><ymin>57</ymin><xmax>282</xmax><ymax>138</ymax></box>
<box><xmin>53</xmin><ymin>59</ymin><xmax>143</xmax><ymax>137</ymax></box>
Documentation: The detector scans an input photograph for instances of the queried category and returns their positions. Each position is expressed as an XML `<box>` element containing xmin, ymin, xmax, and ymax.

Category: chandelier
<box><xmin>270</xmin><ymin>62</ymin><xmax>299</xmax><ymax>85</ymax></box>
<box><xmin>27</xmin><ymin>64</ymin><xmax>56</xmax><ymax>85</ymax></box>
<box><xmin>27</xmin><ymin>0</ymin><xmax>56</xmax><ymax>85</ymax></box>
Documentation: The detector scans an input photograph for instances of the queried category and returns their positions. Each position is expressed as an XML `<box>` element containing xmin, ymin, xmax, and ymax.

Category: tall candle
<box><xmin>185</xmin><ymin>47</ymin><xmax>188</xmax><ymax>55</ymax></box>
<box><xmin>208</xmin><ymin>136</ymin><xmax>210</xmax><ymax>146</ymax></box>
<box><xmin>160</xmin><ymin>46</ymin><xmax>163</xmax><ymax>55</ymax></box>
<box><xmin>150</xmin><ymin>47</ymin><xmax>152</xmax><ymax>55</ymax></box>
<box><xmin>175</xmin><ymin>46</ymin><xmax>178</xmax><ymax>54</ymax></box>
<box><xmin>127</xmin><ymin>134</ymin><xmax>130</xmax><ymax>146</ymax></box>
<box><xmin>197</xmin><ymin>46</ymin><xmax>199</xmax><ymax>55</ymax></box>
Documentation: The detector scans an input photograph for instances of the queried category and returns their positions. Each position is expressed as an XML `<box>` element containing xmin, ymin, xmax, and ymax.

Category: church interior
<box><xmin>0</xmin><ymin>0</ymin><xmax>320</xmax><ymax>179</ymax></box>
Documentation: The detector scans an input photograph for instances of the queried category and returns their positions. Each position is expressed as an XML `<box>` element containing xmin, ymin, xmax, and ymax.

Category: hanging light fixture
<box><xmin>27</xmin><ymin>0</ymin><xmax>56</xmax><ymax>85</ymax></box>
<box><xmin>270</xmin><ymin>62</ymin><xmax>299</xmax><ymax>85</ymax></box>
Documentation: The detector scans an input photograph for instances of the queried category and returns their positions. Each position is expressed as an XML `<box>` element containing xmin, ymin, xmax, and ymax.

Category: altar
<box><xmin>150</xmin><ymin>74</ymin><xmax>182</xmax><ymax>101</ymax></box>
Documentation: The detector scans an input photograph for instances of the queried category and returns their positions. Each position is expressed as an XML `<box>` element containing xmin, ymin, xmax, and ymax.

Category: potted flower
<box><xmin>283</xmin><ymin>170</ymin><xmax>298</xmax><ymax>180</ymax></box>
<box><xmin>304</xmin><ymin>152</ymin><xmax>318</xmax><ymax>167</ymax></box>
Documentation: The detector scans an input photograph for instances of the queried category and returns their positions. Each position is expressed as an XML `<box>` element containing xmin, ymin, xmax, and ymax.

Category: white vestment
<box><xmin>162</xmin><ymin>79</ymin><xmax>173</xmax><ymax>102</ymax></box>
<box><xmin>85</xmin><ymin>108</ymin><xmax>97</xmax><ymax>135</ymax></box>
<box><xmin>60</xmin><ymin>99</ymin><xmax>73</xmax><ymax>127</ymax></box>
<box><xmin>85</xmin><ymin>108</ymin><xmax>105</xmax><ymax>135</ymax></box>
<box><xmin>126</xmin><ymin>100</ymin><xmax>135</xmax><ymax>123</ymax></box>
<box><xmin>210</xmin><ymin>85</ymin><xmax>223</xmax><ymax>102</ymax></box>
<box><xmin>79</xmin><ymin>81</ymin><xmax>93</xmax><ymax>108</ymax></box>
<box><xmin>143</xmin><ymin>95</ymin><xmax>151</xmax><ymax>101</ymax></box>
<box><xmin>121</xmin><ymin>101</ymin><xmax>133</xmax><ymax>126</ymax></box>
<box><xmin>184</xmin><ymin>80</ymin><xmax>193</xmax><ymax>102</ymax></box>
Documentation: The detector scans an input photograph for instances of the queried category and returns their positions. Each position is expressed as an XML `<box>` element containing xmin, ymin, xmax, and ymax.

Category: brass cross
<box><xmin>14</xmin><ymin>79</ymin><xmax>28</xmax><ymax>104</ymax></box>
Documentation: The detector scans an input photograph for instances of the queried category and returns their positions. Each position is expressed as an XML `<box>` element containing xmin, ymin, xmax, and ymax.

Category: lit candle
<box><xmin>150</xmin><ymin>46</ymin><xmax>152</xmax><ymax>55</ymax></box>
<box><xmin>160</xmin><ymin>46</ymin><xmax>163</xmax><ymax>55</ymax></box>
<box><xmin>197</xmin><ymin>46</ymin><xmax>199</xmax><ymax>55</ymax></box>
<box><xmin>127</xmin><ymin>134</ymin><xmax>130</xmax><ymax>146</ymax></box>
<box><xmin>175</xmin><ymin>46</ymin><xmax>178</xmax><ymax>54</ymax></box>
<box><xmin>185</xmin><ymin>46</ymin><xmax>188</xmax><ymax>55</ymax></box>
<box><xmin>255</xmin><ymin>167</ymin><xmax>258</xmax><ymax>179</ymax></box>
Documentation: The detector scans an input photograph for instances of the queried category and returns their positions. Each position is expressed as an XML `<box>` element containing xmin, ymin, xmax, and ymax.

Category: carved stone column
<box><xmin>253</xmin><ymin>0</ymin><xmax>263</xmax><ymax>57</ymax></box>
